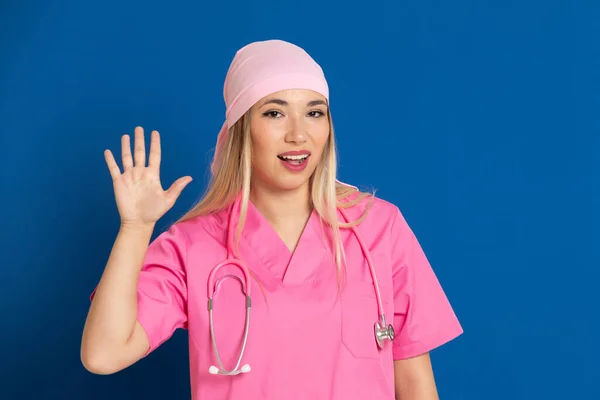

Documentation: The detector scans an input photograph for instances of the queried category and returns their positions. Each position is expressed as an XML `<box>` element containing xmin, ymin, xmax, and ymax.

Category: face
<box><xmin>248</xmin><ymin>89</ymin><xmax>330</xmax><ymax>192</ymax></box>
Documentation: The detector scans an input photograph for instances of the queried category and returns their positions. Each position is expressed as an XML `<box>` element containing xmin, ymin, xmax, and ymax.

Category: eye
<box><xmin>263</xmin><ymin>110</ymin><xmax>283</xmax><ymax>118</ymax></box>
<box><xmin>308</xmin><ymin>110</ymin><xmax>325</xmax><ymax>118</ymax></box>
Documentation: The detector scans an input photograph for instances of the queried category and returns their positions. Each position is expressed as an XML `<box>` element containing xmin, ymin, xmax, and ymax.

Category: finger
<box><xmin>148</xmin><ymin>130</ymin><xmax>161</xmax><ymax>172</ymax></box>
<box><xmin>121</xmin><ymin>134</ymin><xmax>133</xmax><ymax>170</ymax></box>
<box><xmin>165</xmin><ymin>176</ymin><xmax>193</xmax><ymax>203</ymax></box>
<box><xmin>104</xmin><ymin>149</ymin><xmax>121</xmax><ymax>180</ymax></box>
<box><xmin>133</xmin><ymin>126</ymin><xmax>146</xmax><ymax>167</ymax></box>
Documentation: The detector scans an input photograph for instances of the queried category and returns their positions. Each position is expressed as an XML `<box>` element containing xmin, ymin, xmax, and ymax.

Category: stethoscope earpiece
<box><xmin>209</xmin><ymin>364</ymin><xmax>251</xmax><ymax>375</ymax></box>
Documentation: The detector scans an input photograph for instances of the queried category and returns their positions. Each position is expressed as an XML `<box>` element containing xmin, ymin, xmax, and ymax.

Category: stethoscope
<box><xmin>207</xmin><ymin>196</ymin><xmax>395</xmax><ymax>376</ymax></box>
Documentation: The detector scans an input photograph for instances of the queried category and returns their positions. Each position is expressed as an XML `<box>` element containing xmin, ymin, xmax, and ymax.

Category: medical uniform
<box><xmin>128</xmin><ymin>193</ymin><xmax>463</xmax><ymax>399</ymax></box>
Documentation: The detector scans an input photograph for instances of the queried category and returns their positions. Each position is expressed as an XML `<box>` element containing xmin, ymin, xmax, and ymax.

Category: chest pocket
<box><xmin>340</xmin><ymin>280</ymin><xmax>392</xmax><ymax>360</ymax></box>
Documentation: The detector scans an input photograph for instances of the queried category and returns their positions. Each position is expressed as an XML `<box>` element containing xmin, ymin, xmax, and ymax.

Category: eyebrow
<box><xmin>260</xmin><ymin>98</ymin><xmax>328</xmax><ymax>108</ymax></box>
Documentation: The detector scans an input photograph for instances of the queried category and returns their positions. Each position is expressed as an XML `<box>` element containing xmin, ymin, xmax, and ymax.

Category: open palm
<box><xmin>104</xmin><ymin>126</ymin><xmax>192</xmax><ymax>227</ymax></box>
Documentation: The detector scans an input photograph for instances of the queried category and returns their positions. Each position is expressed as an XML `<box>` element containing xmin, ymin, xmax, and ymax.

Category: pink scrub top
<box><xmin>97</xmin><ymin>194</ymin><xmax>462</xmax><ymax>399</ymax></box>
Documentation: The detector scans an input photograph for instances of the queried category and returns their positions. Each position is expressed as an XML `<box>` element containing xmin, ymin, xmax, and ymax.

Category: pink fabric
<box><xmin>94</xmin><ymin>194</ymin><xmax>463</xmax><ymax>399</ymax></box>
<box><xmin>211</xmin><ymin>39</ymin><xmax>329</xmax><ymax>175</ymax></box>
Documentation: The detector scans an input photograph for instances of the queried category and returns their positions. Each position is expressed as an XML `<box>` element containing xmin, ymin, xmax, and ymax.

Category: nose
<box><xmin>284</xmin><ymin>115</ymin><xmax>308</xmax><ymax>144</ymax></box>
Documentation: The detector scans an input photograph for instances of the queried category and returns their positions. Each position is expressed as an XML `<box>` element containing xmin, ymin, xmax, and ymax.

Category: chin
<box><xmin>262</xmin><ymin>168</ymin><xmax>315</xmax><ymax>192</ymax></box>
<box><xmin>252</xmin><ymin>161</ymin><xmax>318</xmax><ymax>192</ymax></box>
<box><xmin>270</xmin><ymin>175</ymin><xmax>311</xmax><ymax>192</ymax></box>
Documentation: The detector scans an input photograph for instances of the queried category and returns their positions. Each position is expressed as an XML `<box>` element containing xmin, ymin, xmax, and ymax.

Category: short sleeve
<box><xmin>390</xmin><ymin>208</ymin><xmax>463</xmax><ymax>360</ymax></box>
<box><xmin>90</xmin><ymin>223</ymin><xmax>188</xmax><ymax>356</ymax></box>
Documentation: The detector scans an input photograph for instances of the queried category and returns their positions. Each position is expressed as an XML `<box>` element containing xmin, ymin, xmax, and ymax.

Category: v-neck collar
<box><xmin>240</xmin><ymin>200</ymin><xmax>329</xmax><ymax>285</ymax></box>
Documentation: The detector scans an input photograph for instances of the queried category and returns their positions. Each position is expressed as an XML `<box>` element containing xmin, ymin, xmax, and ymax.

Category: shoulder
<box><xmin>338</xmin><ymin>190</ymin><xmax>402</xmax><ymax>230</ymax></box>
<box><xmin>336</xmin><ymin>191</ymin><xmax>409</xmax><ymax>254</ymax></box>
<box><xmin>154</xmin><ymin>206</ymin><xmax>232</xmax><ymax>251</ymax></box>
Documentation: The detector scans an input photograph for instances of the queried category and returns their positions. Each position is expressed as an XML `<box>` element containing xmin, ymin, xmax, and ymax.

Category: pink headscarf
<box><xmin>211</xmin><ymin>39</ymin><xmax>330</xmax><ymax>175</ymax></box>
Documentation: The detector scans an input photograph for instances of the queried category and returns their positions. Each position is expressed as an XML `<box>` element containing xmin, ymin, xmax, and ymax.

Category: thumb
<box><xmin>165</xmin><ymin>176</ymin><xmax>193</xmax><ymax>203</ymax></box>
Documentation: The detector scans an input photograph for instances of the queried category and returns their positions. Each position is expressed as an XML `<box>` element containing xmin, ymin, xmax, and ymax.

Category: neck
<box><xmin>249</xmin><ymin>182</ymin><xmax>312</xmax><ymax>226</ymax></box>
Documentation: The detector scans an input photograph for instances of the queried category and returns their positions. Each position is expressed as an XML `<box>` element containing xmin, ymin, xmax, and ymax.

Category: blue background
<box><xmin>1</xmin><ymin>0</ymin><xmax>598</xmax><ymax>398</ymax></box>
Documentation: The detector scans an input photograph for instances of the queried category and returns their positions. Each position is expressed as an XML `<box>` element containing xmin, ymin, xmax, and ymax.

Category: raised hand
<box><xmin>104</xmin><ymin>126</ymin><xmax>192</xmax><ymax>228</ymax></box>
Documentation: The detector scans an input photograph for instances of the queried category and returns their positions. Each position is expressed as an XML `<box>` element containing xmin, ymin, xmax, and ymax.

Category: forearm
<box><xmin>81</xmin><ymin>224</ymin><xmax>154</xmax><ymax>357</ymax></box>
<box><xmin>394</xmin><ymin>354</ymin><xmax>439</xmax><ymax>400</ymax></box>
<box><xmin>395</xmin><ymin>379</ymin><xmax>439</xmax><ymax>400</ymax></box>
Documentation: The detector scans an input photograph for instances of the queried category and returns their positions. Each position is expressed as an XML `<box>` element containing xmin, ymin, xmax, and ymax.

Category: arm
<box><xmin>80</xmin><ymin>223</ymin><xmax>154</xmax><ymax>375</ymax></box>
<box><xmin>394</xmin><ymin>353</ymin><xmax>439</xmax><ymax>400</ymax></box>
<box><xmin>81</xmin><ymin>127</ymin><xmax>192</xmax><ymax>374</ymax></box>
<box><xmin>389</xmin><ymin>206</ymin><xmax>463</xmax><ymax>398</ymax></box>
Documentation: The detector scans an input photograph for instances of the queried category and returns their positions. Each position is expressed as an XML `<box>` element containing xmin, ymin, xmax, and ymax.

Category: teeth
<box><xmin>280</xmin><ymin>154</ymin><xmax>308</xmax><ymax>160</ymax></box>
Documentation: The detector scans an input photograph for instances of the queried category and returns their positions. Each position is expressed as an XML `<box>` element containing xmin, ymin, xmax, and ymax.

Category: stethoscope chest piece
<box><xmin>374</xmin><ymin>317</ymin><xmax>395</xmax><ymax>349</ymax></box>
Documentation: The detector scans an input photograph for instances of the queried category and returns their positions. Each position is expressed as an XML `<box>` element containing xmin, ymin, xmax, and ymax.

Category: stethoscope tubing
<box><xmin>206</xmin><ymin>195</ymin><xmax>391</xmax><ymax>376</ymax></box>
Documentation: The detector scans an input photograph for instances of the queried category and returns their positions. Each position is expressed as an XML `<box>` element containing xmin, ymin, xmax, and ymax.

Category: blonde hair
<box><xmin>176</xmin><ymin>108</ymin><xmax>374</xmax><ymax>282</ymax></box>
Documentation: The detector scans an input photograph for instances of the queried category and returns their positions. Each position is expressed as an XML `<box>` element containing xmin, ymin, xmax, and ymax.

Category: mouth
<box><xmin>277</xmin><ymin>152</ymin><xmax>311</xmax><ymax>166</ymax></box>
<box><xmin>277</xmin><ymin>150</ymin><xmax>311</xmax><ymax>172</ymax></box>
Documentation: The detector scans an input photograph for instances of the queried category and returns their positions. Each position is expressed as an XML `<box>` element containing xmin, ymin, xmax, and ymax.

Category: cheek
<box><xmin>312</xmin><ymin>126</ymin><xmax>330</xmax><ymax>155</ymax></box>
<box><xmin>251</xmin><ymin>142</ymin><xmax>275</xmax><ymax>176</ymax></box>
<box><xmin>250</xmin><ymin>122</ymin><xmax>281</xmax><ymax>171</ymax></box>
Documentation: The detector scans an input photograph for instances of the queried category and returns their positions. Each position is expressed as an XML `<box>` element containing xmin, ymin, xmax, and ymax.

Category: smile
<box><xmin>277</xmin><ymin>151</ymin><xmax>311</xmax><ymax>172</ymax></box>
<box><xmin>277</xmin><ymin>154</ymin><xmax>310</xmax><ymax>164</ymax></box>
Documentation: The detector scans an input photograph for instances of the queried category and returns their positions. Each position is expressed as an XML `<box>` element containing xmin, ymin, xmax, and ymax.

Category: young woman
<box><xmin>81</xmin><ymin>39</ymin><xmax>463</xmax><ymax>399</ymax></box>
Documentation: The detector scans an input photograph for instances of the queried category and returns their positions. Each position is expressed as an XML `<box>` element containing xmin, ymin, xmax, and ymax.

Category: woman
<box><xmin>81</xmin><ymin>39</ymin><xmax>463</xmax><ymax>399</ymax></box>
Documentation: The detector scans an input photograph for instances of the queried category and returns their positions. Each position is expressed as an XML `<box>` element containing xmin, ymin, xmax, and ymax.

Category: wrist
<box><xmin>119</xmin><ymin>221</ymin><xmax>155</xmax><ymax>236</ymax></box>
